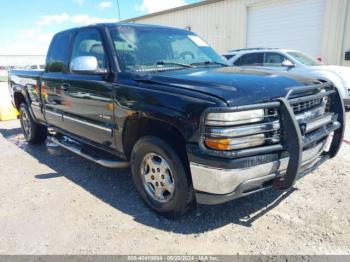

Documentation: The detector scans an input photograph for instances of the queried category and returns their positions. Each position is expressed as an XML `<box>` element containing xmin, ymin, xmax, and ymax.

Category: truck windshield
<box><xmin>109</xmin><ymin>26</ymin><xmax>226</xmax><ymax>72</ymax></box>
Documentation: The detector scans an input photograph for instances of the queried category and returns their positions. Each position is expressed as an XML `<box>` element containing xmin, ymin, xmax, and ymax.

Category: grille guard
<box><xmin>199</xmin><ymin>83</ymin><xmax>345</xmax><ymax>191</ymax></box>
<box><xmin>273</xmin><ymin>84</ymin><xmax>345</xmax><ymax>190</ymax></box>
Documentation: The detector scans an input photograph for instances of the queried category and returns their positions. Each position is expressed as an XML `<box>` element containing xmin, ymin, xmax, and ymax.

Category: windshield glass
<box><xmin>109</xmin><ymin>26</ymin><xmax>226</xmax><ymax>72</ymax></box>
<box><xmin>287</xmin><ymin>51</ymin><xmax>324</xmax><ymax>66</ymax></box>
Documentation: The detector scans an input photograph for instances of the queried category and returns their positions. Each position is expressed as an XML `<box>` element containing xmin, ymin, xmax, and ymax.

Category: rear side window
<box><xmin>238</xmin><ymin>53</ymin><xmax>263</xmax><ymax>66</ymax></box>
<box><xmin>46</xmin><ymin>32</ymin><xmax>72</xmax><ymax>73</ymax></box>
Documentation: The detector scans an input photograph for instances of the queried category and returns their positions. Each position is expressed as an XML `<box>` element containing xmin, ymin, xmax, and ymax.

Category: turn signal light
<box><xmin>205</xmin><ymin>138</ymin><xmax>231</xmax><ymax>151</ymax></box>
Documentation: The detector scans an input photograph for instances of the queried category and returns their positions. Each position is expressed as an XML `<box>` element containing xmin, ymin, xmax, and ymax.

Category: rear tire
<box><xmin>19</xmin><ymin>103</ymin><xmax>47</xmax><ymax>144</ymax></box>
<box><xmin>131</xmin><ymin>136</ymin><xmax>194</xmax><ymax>218</ymax></box>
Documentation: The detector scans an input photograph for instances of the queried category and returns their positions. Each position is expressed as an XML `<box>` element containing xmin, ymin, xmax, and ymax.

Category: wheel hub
<box><xmin>141</xmin><ymin>153</ymin><xmax>175</xmax><ymax>202</ymax></box>
<box><xmin>21</xmin><ymin>110</ymin><xmax>31</xmax><ymax>138</ymax></box>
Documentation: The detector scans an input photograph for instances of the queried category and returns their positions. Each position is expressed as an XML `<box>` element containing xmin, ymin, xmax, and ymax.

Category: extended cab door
<box><xmin>57</xmin><ymin>28</ymin><xmax>116</xmax><ymax>148</ymax></box>
<box><xmin>42</xmin><ymin>31</ymin><xmax>73</xmax><ymax>127</ymax></box>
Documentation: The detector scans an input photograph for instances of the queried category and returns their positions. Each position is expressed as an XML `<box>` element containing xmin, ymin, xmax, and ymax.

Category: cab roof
<box><xmin>55</xmin><ymin>22</ymin><xmax>189</xmax><ymax>35</ymax></box>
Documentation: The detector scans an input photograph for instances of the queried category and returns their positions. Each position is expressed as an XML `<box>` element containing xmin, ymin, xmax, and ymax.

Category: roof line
<box><xmin>123</xmin><ymin>0</ymin><xmax>224</xmax><ymax>22</ymax></box>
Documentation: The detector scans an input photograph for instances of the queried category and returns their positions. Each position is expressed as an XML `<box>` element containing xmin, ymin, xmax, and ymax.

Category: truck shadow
<box><xmin>0</xmin><ymin>126</ymin><xmax>296</xmax><ymax>234</ymax></box>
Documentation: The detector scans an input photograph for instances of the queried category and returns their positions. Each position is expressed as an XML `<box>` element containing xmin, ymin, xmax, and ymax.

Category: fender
<box><xmin>11</xmin><ymin>80</ymin><xmax>39</xmax><ymax>124</ymax></box>
<box><xmin>309</xmin><ymin>71</ymin><xmax>347</xmax><ymax>99</ymax></box>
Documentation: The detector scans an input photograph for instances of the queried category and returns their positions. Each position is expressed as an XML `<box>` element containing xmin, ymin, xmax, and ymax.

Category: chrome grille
<box><xmin>292</xmin><ymin>98</ymin><xmax>322</xmax><ymax>114</ymax></box>
<box><xmin>288</xmin><ymin>86</ymin><xmax>338</xmax><ymax>148</ymax></box>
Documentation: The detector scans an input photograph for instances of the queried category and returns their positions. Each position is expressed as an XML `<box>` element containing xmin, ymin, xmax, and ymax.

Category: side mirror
<box><xmin>282</xmin><ymin>60</ymin><xmax>295</xmax><ymax>68</ymax></box>
<box><xmin>70</xmin><ymin>56</ymin><xmax>99</xmax><ymax>74</ymax></box>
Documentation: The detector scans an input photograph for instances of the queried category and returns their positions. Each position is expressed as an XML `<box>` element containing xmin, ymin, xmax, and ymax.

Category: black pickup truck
<box><xmin>9</xmin><ymin>23</ymin><xmax>345</xmax><ymax>217</ymax></box>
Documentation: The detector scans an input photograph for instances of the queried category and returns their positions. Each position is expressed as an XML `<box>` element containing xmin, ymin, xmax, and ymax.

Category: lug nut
<box><xmin>151</xmin><ymin>175</ymin><xmax>155</xmax><ymax>180</ymax></box>
<box><xmin>160</xmin><ymin>182</ymin><xmax>164</xmax><ymax>187</ymax></box>
<box><xmin>155</xmin><ymin>182</ymin><xmax>159</xmax><ymax>187</ymax></box>
<box><xmin>152</xmin><ymin>169</ymin><xmax>155</xmax><ymax>173</ymax></box>
<box><xmin>161</xmin><ymin>175</ymin><xmax>165</xmax><ymax>179</ymax></box>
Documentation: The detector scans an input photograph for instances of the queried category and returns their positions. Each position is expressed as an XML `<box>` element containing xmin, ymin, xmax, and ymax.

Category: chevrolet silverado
<box><xmin>9</xmin><ymin>23</ymin><xmax>345</xmax><ymax>217</ymax></box>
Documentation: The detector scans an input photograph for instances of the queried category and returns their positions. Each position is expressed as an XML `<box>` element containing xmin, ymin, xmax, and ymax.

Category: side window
<box><xmin>71</xmin><ymin>30</ymin><xmax>108</xmax><ymax>73</ymax></box>
<box><xmin>233</xmin><ymin>57</ymin><xmax>242</xmax><ymax>66</ymax></box>
<box><xmin>239</xmin><ymin>53</ymin><xmax>264</xmax><ymax>66</ymax></box>
<box><xmin>46</xmin><ymin>32</ymin><xmax>72</xmax><ymax>73</ymax></box>
<box><xmin>264</xmin><ymin>52</ymin><xmax>288</xmax><ymax>67</ymax></box>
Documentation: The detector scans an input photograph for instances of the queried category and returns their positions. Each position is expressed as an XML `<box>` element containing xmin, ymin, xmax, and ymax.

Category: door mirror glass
<box><xmin>70</xmin><ymin>56</ymin><xmax>99</xmax><ymax>74</ymax></box>
<box><xmin>282</xmin><ymin>59</ymin><xmax>295</xmax><ymax>68</ymax></box>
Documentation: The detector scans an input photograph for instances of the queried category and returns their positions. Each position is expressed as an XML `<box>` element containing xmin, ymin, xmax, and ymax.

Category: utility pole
<box><xmin>116</xmin><ymin>0</ymin><xmax>121</xmax><ymax>21</ymax></box>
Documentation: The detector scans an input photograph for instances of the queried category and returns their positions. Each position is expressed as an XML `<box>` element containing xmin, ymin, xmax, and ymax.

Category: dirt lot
<box><xmin>0</xmin><ymin>82</ymin><xmax>349</xmax><ymax>255</ymax></box>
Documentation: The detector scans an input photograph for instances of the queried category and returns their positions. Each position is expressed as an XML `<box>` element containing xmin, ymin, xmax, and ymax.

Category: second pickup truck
<box><xmin>9</xmin><ymin>23</ymin><xmax>345</xmax><ymax>217</ymax></box>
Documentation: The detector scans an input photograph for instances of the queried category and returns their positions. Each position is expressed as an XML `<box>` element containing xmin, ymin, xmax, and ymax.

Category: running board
<box><xmin>51</xmin><ymin>136</ymin><xmax>129</xmax><ymax>169</ymax></box>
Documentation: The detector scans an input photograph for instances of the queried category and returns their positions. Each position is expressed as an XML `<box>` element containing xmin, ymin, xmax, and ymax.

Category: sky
<box><xmin>0</xmin><ymin>0</ymin><xmax>201</xmax><ymax>55</ymax></box>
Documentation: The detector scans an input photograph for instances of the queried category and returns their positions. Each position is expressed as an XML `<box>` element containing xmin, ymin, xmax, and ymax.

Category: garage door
<box><xmin>247</xmin><ymin>0</ymin><xmax>326</xmax><ymax>58</ymax></box>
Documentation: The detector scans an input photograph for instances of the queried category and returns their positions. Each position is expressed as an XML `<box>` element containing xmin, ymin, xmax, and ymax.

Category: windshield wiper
<box><xmin>156</xmin><ymin>61</ymin><xmax>194</xmax><ymax>68</ymax></box>
<box><xmin>190</xmin><ymin>61</ymin><xmax>228</xmax><ymax>67</ymax></box>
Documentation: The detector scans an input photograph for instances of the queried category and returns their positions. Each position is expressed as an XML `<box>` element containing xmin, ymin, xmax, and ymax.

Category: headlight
<box><xmin>204</xmin><ymin>109</ymin><xmax>280</xmax><ymax>151</ymax></box>
<box><xmin>206</xmin><ymin>109</ymin><xmax>264</xmax><ymax>126</ymax></box>
<box><xmin>205</xmin><ymin>134</ymin><xmax>266</xmax><ymax>151</ymax></box>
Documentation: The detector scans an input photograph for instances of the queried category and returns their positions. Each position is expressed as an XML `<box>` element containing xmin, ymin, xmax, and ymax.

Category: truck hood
<box><xmin>134</xmin><ymin>67</ymin><xmax>319</xmax><ymax>106</ymax></box>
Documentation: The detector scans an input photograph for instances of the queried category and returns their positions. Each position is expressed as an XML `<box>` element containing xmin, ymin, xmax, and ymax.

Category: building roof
<box><xmin>123</xmin><ymin>0</ymin><xmax>224</xmax><ymax>22</ymax></box>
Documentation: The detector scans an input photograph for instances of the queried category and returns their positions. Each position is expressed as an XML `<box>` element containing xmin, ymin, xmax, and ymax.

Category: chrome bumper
<box><xmin>190</xmin><ymin>140</ymin><xmax>327</xmax><ymax>195</ymax></box>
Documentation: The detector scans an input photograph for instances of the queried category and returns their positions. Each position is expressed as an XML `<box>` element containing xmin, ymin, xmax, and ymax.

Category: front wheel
<box><xmin>19</xmin><ymin>103</ymin><xmax>47</xmax><ymax>144</ymax></box>
<box><xmin>131</xmin><ymin>136</ymin><xmax>194</xmax><ymax>218</ymax></box>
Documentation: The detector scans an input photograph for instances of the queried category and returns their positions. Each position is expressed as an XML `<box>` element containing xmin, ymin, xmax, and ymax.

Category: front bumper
<box><xmin>191</xmin><ymin>140</ymin><xmax>328</xmax><ymax>205</ymax></box>
<box><xmin>190</xmin><ymin>84</ymin><xmax>345</xmax><ymax>205</ymax></box>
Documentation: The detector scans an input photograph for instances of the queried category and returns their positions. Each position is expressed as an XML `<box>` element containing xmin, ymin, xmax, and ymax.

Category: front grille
<box><xmin>292</xmin><ymin>98</ymin><xmax>322</xmax><ymax>114</ymax></box>
<box><xmin>202</xmin><ymin>84</ymin><xmax>340</xmax><ymax>158</ymax></box>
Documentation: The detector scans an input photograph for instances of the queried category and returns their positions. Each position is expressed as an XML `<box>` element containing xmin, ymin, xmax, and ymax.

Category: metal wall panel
<box><xmin>247</xmin><ymin>0</ymin><xmax>326</xmax><ymax>58</ymax></box>
<box><xmin>341</xmin><ymin>0</ymin><xmax>350</xmax><ymax>66</ymax></box>
<box><xmin>129</xmin><ymin>0</ymin><xmax>349</xmax><ymax>66</ymax></box>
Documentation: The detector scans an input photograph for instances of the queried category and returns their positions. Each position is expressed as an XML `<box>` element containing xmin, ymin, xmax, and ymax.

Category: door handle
<box><xmin>61</xmin><ymin>83</ymin><xmax>70</xmax><ymax>91</ymax></box>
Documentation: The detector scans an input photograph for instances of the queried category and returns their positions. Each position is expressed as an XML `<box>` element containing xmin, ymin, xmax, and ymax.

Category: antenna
<box><xmin>116</xmin><ymin>0</ymin><xmax>121</xmax><ymax>21</ymax></box>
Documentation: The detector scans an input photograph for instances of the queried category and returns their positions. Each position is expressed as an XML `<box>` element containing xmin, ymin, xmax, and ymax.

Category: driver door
<box><xmin>59</xmin><ymin>29</ymin><xmax>117</xmax><ymax>149</ymax></box>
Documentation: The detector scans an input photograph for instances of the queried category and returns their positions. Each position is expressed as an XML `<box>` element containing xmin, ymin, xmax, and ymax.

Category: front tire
<box><xmin>19</xmin><ymin>103</ymin><xmax>47</xmax><ymax>144</ymax></box>
<box><xmin>131</xmin><ymin>136</ymin><xmax>194</xmax><ymax>218</ymax></box>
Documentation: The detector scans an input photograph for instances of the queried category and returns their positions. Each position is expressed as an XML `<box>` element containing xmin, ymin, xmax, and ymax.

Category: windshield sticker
<box><xmin>188</xmin><ymin>35</ymin><xmax>209</xmax><ymax>47</ymax></box>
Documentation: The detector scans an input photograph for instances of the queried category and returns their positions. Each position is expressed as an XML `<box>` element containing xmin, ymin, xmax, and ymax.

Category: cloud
<box><xmin>135</xmin><ymin>0</ymin><xmax>187</xmax><ymax>14</ymax></box>
<box><xmin>98</xmin><ymin>1</ymin><xmax>113</xmax><ymax>10</ymax></box>
<box><xmin>72</xmin><ymin>0</ymin><xmax>84</xmax><ymax>6</ymax></box>
<box><xmin>17</xmin><ymin>28</ymin><xmax>54</xmax><ymax>42</ymax></box>
<box><xmin>0</xmin><ymin>28</ymin><xmax>54</xmax><ymax>55</ymax></box>
<box><xmin>1</xmin><ymin>11</ymin><xmax>118</xmax><ymax>55</ymax></box>
<box><xmin>36</xmin><ymin>13</ymin><xmax>118</xmax><ymax>26</ymax></box>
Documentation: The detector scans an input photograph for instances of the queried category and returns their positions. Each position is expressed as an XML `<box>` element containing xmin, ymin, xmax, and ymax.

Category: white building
<box><xmin>0</xmin><ymin>55</ymin><xmax>46</xmax><ymax>68</ymax></box>
<box><xmin>125</xmin><ymin>0</ymin><xmax>350</xmax><ymax>66</ymax></box>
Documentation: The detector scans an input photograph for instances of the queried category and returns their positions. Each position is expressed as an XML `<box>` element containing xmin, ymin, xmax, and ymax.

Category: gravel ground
<box><xmin>0</xmin><ymin>86</ymin><xmax>349</xmax><ymax>254</ymax></box>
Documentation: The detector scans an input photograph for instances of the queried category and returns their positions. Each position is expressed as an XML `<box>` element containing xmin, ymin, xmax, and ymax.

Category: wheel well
<box><xmin>123</xmin><ymin>118</ymin><xmax>188</xmax><ymax>164</ymax></box>
<box><xmin>318</xmin><ymin>79</ymin><xmax>327</xmax><ymax>83</ymax></box>
<box><xmin>14</xmin><ymin>92</ymin><xmax>26</xmax><ymax>110</ymax></box>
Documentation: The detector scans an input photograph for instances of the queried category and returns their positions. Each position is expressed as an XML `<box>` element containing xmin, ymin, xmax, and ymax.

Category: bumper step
<box><xmin>51</xmin><ymin>136</ymin><xmax>129</xmax><ymax>169</ymax></box>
